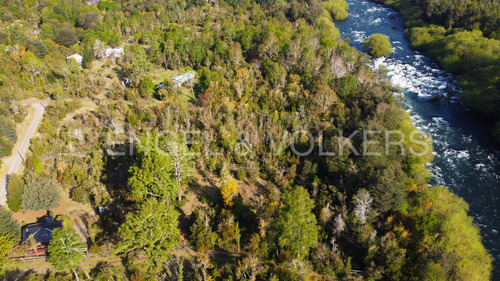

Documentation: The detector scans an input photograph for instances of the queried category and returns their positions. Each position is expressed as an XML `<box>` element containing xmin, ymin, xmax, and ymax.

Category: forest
<box><xmin>0</xmin><ymin>0</ymin><xmax>493</xmax><ymax>280</ymax></box>
<box><xmin>373</xmin><ymin>0</ymin><xmax>500</xmax><ymax>142</ymax></box>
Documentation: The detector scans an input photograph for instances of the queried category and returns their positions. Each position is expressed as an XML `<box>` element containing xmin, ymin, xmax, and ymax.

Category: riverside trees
<box><xmin>374</xmin><ymin>0</ymin><xmax>500</xmax><ymax>143</ymax></box>
<box><xmin>363</xmin><ymin>33</ymin><xmax>393</xmax><ymax>57</ymax></box>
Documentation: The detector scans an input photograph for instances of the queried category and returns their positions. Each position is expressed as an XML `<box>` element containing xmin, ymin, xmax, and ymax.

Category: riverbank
<box><xmin>371</xmin><ymin>0</ymin><xmax>500</xmax><ymax>144</ymax></box>
<box><xmin>335</xmin><ymin>0</ymin><xmax>500</xmax><ymax>278</ymax></box>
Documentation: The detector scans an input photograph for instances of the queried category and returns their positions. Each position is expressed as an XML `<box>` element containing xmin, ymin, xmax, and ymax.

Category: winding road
<box><xmin>0</xmin><ymin>103</ymin><xmax>45</xmax><ymax>205</ymax></box>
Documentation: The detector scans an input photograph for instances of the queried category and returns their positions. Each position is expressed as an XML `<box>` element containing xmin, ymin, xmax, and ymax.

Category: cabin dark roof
<box><xmin>21</xmin><ymin>217</ymin><xmax>63</xmax><ymax>244</ymax></box>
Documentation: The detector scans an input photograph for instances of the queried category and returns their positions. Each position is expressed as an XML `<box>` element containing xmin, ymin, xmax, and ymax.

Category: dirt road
<box><xmin>0</xmin><ymin>103</ymin><xmax>45</xmax><ymax>205</ymax></box>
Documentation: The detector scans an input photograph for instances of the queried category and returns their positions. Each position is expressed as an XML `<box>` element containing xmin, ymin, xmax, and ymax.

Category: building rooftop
<box><xmin>67</xmin><ymin>54</ymin><xmax>83</xmax><ymax>64</ymax></box>
<box><xmin>105</xmin><ymin>48</ymin><xmax>124</xmax><ymax>56</ymax></box>
<box><xmin>169</xmin><ymin>70</ymin><xmax>197</xmax><ymax>88</ymax></box>
<box><xmin>21</xmin><ymin>217</ymin><xmax>64</xmax><ymax>245</ymax></box>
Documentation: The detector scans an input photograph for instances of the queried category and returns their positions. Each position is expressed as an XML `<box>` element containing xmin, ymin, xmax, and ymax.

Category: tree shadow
<box><xmin>1</xmin><ymin>269</ymin><xmax>36</xmax><ymax>281</ymax></box>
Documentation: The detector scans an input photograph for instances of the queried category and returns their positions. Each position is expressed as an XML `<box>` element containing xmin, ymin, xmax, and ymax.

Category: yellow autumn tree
<box><xmin>221</xmin><ymin>178</ymin><xmax>238</xmax><ymax>207</ymax></box>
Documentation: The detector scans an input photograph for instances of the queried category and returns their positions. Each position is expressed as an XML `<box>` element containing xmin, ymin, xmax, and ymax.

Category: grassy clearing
<box><xmin>148</xmin><ymin>68</ymin><xmax>179</xmax><ymax>84</ymax></box>
<box><xmin>59</xmin><ymin>99</ymin><xmax>97</xmax><ymax>125</ymax></box>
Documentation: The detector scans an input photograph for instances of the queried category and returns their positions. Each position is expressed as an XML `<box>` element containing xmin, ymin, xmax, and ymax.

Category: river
<box><xmin>334</xmin><ymin>0</ymin><xmax>500</xmax><ymax>278</ymax></box>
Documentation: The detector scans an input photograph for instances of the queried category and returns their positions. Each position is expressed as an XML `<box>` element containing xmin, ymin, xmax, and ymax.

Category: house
<box><xmin>86</xmin><ymin>0</ymin><xmax>100</xmax><ymax>6</ymax></box>
<box><xmin>66</xmin><ymin>54</ymin><xmax>83</xmax><ymax>67</ymax></box>
<box><xmin>154</xmin><ymin>71</ymin><xmax>197</xmax><ymax>92</ymax></box>
<box><xmin>105</xmin><ymin>47</ymin><xmax>124</xmax><ymax>58</ymax></box>
<box><xmin>169</xmin><ymin>70</ymin><xmax>196</xmax><ymax>89</ymax></box>
<box><xmin>21</xmin><ymin>216</ymin><xmax>64</xmax><ymax>256</ymax></box>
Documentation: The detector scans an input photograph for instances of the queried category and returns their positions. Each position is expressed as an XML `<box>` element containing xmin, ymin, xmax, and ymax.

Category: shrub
<box><xmin>363</xmin><ymin>34</ymin><xmax>393</xmax><ymax>57</ymax></box>
<box><xmin>236</xmin><ymin>169</ymin><xmax>247</xmax><ymax>181</ymax></box>
<box><xmin>71</xmin><ymin>186</ymin><xmax>89</xmax><ymax>204</ymax></box>
<box><xmin>55</xmin><ymin>215</ymin><xmax>71</xmax><ymax>228</ymax></box>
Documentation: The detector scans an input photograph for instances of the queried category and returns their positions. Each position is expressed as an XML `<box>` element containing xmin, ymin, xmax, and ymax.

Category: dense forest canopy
<box><xmin>0</xmin><ymin>0</ymin><xmax>493</xmax><ymax>280</ymax></box>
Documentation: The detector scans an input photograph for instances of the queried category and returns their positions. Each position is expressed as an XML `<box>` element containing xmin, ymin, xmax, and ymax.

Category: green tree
<box><xmin>78</xmin><ymin>10</ymin><xmax>99</xmax><ymax>30</ymax></box>
<box><xmin>128</xmin><ymin>149</ymin><xmax>177</xmax><ymax>201</ymax></box>
<box><xmin>48</xmin><ymin>228</ymin><xmax>86</xmax><ymax>281</ymax></box>
<box><xmin>363</xmin><ymin>34</ymin><xmax>393</xmax><ymax>57</ymax></box>
<box><xmin>323</xmin><ymin>0</ymin><xmax>349</xmax><ymax>21</ymax></box>
<box><xmin>0</xmin><ymin>207</ymin><xmax>19</xmax><ymax>241</ymax></box>
<box><xmin>26</xmin><ymin>40</ymin><xmax>48</xmax><ymax>58</ymax></box>
<box><xmin>139</xmin><ymin>76</ymin><xmax>155</xmax><ymax>98</ymax></box>
<box><xmin>157</xmin><ymin>133</ymin><xmax>194</xmax><ymax>202</ymax></box>
<box><xmin>262</xmin><ymin>60</ymin><xmax>286</xmax><ymax>88</ymax></box>
<box><xmin>422</xmin><ymin>186</ymin><xmax>493</xmax><ymax>281</ymax></box>
<box><xmin>115</xmin><ymin>199</ymin><xmax>180</xmax><ymax>268</ymax></box>
<box><xmin>82</xmin><ymin>44</ymin><xmax>94</xmax><ymax>69</ymax></box>
<box><xmin>0</xmin><ymin>116</ymin><xmax>17</xmax><ymax>157</ymax></box>
<box><xmin>0</xmin><ymin>234</ymin><xmax>15</xmax><ymax>270</ymax></box>
<box><xmin>71</xmin><ymin>186</ymin><xmax>89</xmax><ymax>204</ymax></box>
<box><xmin>55</xmin><ymin>26</ymin><xmax>78</xmax><ymax>47</ymax></box>
<box><xmin>21</xmin><ymin>50</ymin><xmax>42</xmax><ymax>84</ymax></box>
<box><xmin>274</xmin><ymin>186</ymin><xmax>319</xmax><ymax>259</ymax></box>
<box><xmin>123</xmin><ymin>45</ymin><xmax>151</xmax><ymax>79</ymax></box>
<box><xmin>90</xmin><ymin>262</ymin><xmax>125</xmax><ymax>280</ymax></box>
<box><xmin>190</xmin><ymin>207</ymin><xmax>219</xmax><ymax>251</ymax></box>
<box><xmin>21</xmin><ymin>172</ymin><xmax>61</xmax><ymax>211</ymax></box>
<box><xmin>7</xmin><ymin>174</ymin><xmax>23</xmax><ymax>212</ymax></box>
<box><xmin>217</xmin><ymin>209</ymin><xmax>241</xmax><ymax>252</ymax></box>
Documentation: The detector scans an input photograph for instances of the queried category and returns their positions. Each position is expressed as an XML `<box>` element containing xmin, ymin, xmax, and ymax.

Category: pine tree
<box><xmin>158</xmin><ymin>133</ymin><xmax>194</xmax><ymax>202</ymax></box>
<box><xmin>115</xmin><ymin>199</ymin><xmax>180</xmax><ymax>268</ymax></box>
<box><xmin>0</xmin><ymin>207</ymin><xmax>19</xmax><ymax>241</ymax></box>
<box><xmin>274</xmin><ymin>186</ymin><xmax>319</xmax><ymax>259</ymax></box>
<box><xmin>21</xmin><ymin>172</ymin><xmax>61</xmax><ymax>211</ymax></box>
<box><xmin>128</xmin><ymin>150</ymin><xmax>177</xmax><ymax>201</ymax></box>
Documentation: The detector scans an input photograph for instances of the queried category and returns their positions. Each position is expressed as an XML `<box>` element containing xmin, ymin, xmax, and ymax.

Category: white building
<box><xmin>169</xmin><ymin>70</ymin><xmax>197</xmax><ymax>88</ymax></box>
<box><xmin>105</xmin><ymin>47</ymin><xmax>124</xmax><ymax>58</ymax></box>
<box><xmin>66</xmin><ymin>54</ymin><xmax>83</xmax><ymax>66</ymax></box>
